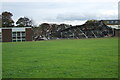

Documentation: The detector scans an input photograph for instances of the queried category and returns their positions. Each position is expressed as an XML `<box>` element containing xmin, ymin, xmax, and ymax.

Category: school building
<box><xmin>0</xmin><ymin>27</ymin><xmax>33</xmax><ymax>42</ymax></box>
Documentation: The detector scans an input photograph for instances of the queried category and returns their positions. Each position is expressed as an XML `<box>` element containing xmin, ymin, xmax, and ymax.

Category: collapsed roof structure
<box><xmin>33</xmin><ymin>20</ymin><xmax>117</xmax><ymax>41</ymax></box>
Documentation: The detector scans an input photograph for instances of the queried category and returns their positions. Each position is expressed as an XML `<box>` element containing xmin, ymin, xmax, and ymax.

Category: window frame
<box><xmin>12</xmin><ymin>31</ymin><xmax>26</xmax><ymax>42</ymax></box>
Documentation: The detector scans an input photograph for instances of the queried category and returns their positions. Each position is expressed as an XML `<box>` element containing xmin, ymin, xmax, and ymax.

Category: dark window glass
<box><xmin>12</xmin><ymin>40</ymin><xmax>16</xmax><ymax>42</ymax></box>
<box><xmin>22</xmin><ymin>36</ymin><xmax>25</xmax><ymax>38</ymax></box>
<box><xmin>12</xmin><ymin>32</ymin><xmax>16</xmax><ymax>37</ymax></box>
<box><xmin>17</xmin><ymin>40</ymin><xmax>21</xmax><ymax>42</ymax></box>
<box><xmin>17</xmin><ymin>32</ymin><xmax>21</xmax><ymax>37</ymax></box>
<box><xmin>17</xmin><ymin>37</ymin><xmax>21</xmax><ymax>39</ymax></box>
<box><xmin>22</xmin><ymin>32</ymin><xmax>25</xmax><ymax>37</ymax></box>
<box><xmin>22</xmin><ymin>40</ymin><xmax>25</xmax><ymax>41</ymax></box>
<box><xmin>12</xmin><ymin>31</ymin><xmax>26</xmax><ymax>42</ymax></box>
<box><xmin>12</xmin><ymin>37</ymin><xmax>16</xmax><ymax>39</ymax></box>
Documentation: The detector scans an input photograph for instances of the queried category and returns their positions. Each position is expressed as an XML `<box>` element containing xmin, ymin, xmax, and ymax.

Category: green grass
<box><xmin>2</xmin><ymin>38</ymin><xmax>118</xmax><ymax>78</ymax></box>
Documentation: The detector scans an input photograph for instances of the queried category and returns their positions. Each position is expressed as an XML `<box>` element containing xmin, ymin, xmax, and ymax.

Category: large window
<box><xmin>111</xmin><ymin>21</ymin><xmax>114</xmax><ymax>24</ymax></box>
<box><xmin>107</xmin><ymin>20</ymin><xmax>118</xmax><ymax>24</ymax></box>
<box><xmin>0</xmin><ymin>32</ymin><xmax>2</xmax><ymax>42</ymax></box>
<box><xmin>115</xmin><ymin>20</ymin><xmax>118</xmax><ymax>24</ymax></box>
<box><xmin>12</xmin><ymin>31</ymin><xmax>26</xmax><ymax>42</ymax></box>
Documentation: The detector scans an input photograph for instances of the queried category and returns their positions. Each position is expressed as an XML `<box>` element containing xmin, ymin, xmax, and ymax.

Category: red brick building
<box><xmin>0</xmin><ymin>27</ymin><xmax>33</xmax><ymax>42</ymax></box>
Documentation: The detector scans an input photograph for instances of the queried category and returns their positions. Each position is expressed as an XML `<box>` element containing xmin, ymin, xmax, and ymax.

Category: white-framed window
<box><xmin>12</xmin><ymin>31</ymin><xmax>26</xmax><ymax>42</ymax></box>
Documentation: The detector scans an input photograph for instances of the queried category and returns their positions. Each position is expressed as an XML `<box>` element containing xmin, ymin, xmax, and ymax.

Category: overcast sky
<box><xmin>0</xmin><ymin>0</ymin><xmax>119</xmax><ymax>26</ymax></box>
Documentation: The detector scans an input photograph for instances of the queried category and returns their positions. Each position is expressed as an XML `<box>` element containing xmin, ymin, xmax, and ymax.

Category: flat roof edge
<box><xmin>0</xmin><ymin>27</ymin><xmax>32</xmax><ymax>29</ymax></box>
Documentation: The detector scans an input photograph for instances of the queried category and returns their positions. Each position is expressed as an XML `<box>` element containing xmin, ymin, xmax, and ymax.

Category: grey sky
<box><xmin>0</xmin><ymin>0</ymin><xmax>119</xmax><ymax>25</ymax></box>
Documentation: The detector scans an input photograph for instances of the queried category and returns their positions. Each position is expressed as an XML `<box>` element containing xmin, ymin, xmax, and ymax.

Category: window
<box><xmin>115</xmin><ymin>21</ymin><xmax>118</xmax><ymax>23</ymax></box>
<box><xmin>22</xmin><ymin>38</ymin><xmax>25</xmax><ymax>41</ymax></box>
<box><xmin>107</xmin><ymin>20</ymin><xmax>118</xmax><ymax>24</ymax></box>
<box><xmin>12</xmin><ymin>40</ymin><xmax>16</xmax><ymax>42</ymax></box>
<box><xmin>17</xmin><ymin>32</ymin><xmax>21</xmax><ymax>37</ymax></box>
<box><xmin>107</xmin><ymin>21</ymin><xmax>110</xmax><ymax>24</ymax></box>
<box><xmin>12</xmin><ymin>32</ymin><xmax>16</xmax><ymax>37</ymax></box>
<box><xmin>12</xmin><ymin>31</ymin><xmax>26</xmax><ymax>42</ymax></box>
<box><xmin>111</xmin><ymin>21</ymin><xmax>114</xmax><ymax>23</ymax></box>
<box><xmin>22</xmin><ymin>32</ymin><xmax>25</xmax><ymax>37</ymax></box>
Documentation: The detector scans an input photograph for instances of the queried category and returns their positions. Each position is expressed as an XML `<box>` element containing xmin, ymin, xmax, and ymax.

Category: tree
<box><xmin>2</xmin><ymin>11</ymin><xmax>14</xmax><ymax>27</ymax></box>
<box><xmin>16</xmin><ymin>17</ymin><xmax>33</xmax><ymax>27</ymax></box>
<box><xmin>85</xmin><ymin>20</ymin><xmax>97</xmax><ymax>24</ymax></box>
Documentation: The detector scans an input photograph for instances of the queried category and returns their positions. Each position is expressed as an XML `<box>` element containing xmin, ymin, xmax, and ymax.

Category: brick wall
<box><xmin>26</xmin><ymin>28</ymin><xmax>33</xmax><ymax>41</ymax></box>
<box><xmin>115</xmin><ymin>29</ymin><xmax>120</xmax><ymax>37</ymax></box>
<box><xmin>2</xmin><ymin>29</ymin><xmax>12</xmax><ymax>42</ymax></box>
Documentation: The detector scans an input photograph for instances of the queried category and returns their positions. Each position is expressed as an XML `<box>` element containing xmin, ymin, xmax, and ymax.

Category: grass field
<box><xmin>2</xmin><ymin>38</ymin><xmax>118</xmax><ymax>78</ymax></box>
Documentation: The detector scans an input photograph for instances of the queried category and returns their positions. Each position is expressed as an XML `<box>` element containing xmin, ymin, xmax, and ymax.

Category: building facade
<box><xmin>101</xmin><ymin>20</ymin><xmax>120</xmax><ymax>37</ymax></box>
<box><xmin>0</xmin><ymin>27</ymin><xmax>33</xmax><ymax>42</ymax></box>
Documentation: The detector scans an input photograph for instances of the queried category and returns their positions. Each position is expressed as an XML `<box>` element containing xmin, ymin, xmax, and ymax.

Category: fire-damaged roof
<box><xmin>33</xmin><ymin>20</ymin><xmax>115</xmax><ymax>40</ymax></box>
<box><xmin>107</xmin><ymin>25</ymin><xmax>120</xmax><ymax>29</ymax></box>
